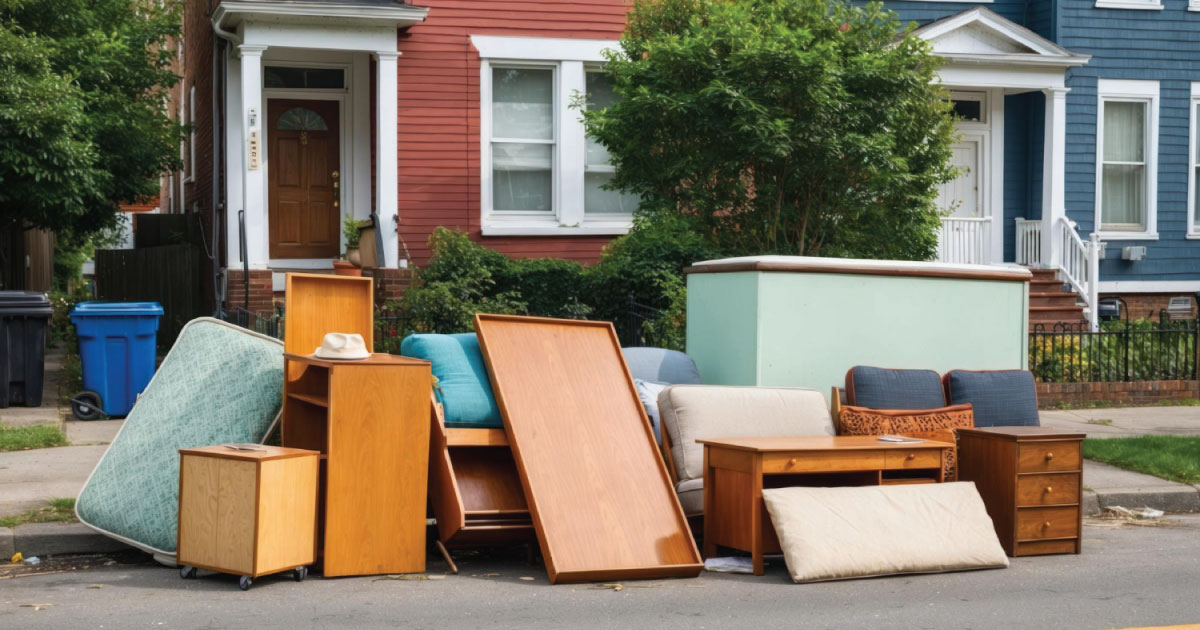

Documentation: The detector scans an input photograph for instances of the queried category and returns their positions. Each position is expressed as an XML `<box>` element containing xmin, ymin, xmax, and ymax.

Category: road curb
<box><xmin>1093</xmin><ymin>486</ymin><xmax>1200</xmax><ymax>514</ymax></box>
<box><xmin>0</xmin><ymin>527</ymin><xmax>13</xmax><ymax>559</ymax></box>
<box><xmin>11</xmin><ymin>522</ymin><xmax>132</xmax><ymax>558</ymax></box>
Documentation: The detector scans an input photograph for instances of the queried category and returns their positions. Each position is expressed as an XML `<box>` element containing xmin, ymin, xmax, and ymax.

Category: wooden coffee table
<box><xmin>699</xmin><ymin>436</ymin><xmax>954</xmax><ymax>575</ymax></box>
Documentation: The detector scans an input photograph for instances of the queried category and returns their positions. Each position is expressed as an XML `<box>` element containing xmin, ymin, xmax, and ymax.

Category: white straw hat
<box><xmin>314</xmin><ymin>332</ymin><xmax>370</xmax><ymax>360</ymax></box>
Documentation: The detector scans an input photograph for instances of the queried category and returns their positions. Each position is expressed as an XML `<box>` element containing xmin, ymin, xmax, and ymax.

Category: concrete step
<box><xmin>1030</xmin><ymin>292</ymin><xmax>1082</xmax><ymax>307</ymax></box>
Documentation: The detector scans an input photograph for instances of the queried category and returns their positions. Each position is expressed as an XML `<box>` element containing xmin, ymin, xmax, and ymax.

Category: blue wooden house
<box><xmin>888</xmin><ymin>0</ymin><xmax>1200</xmax><ymax>325</ymax></box>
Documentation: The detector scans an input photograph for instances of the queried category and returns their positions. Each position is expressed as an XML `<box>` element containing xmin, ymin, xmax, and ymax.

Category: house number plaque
<box><xmin>248</xmin><ymin>130</ymin><xmax>261</xmax><ymax>170</ymax></box>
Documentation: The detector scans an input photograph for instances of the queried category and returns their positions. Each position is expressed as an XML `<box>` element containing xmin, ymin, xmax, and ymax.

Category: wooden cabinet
<box><xmin>282</xmin><ymin>353</ymin><xmax>432</xmax><ymax>577</ymax></box>
<box><xmin>957</xmin><ymin>427</ymin><xmax>1085</xmax><ymax>557</ymax></box>
<box><xmin>177</xmin><ymin>446</ymin><xmax>319</xmax><ymax>588</ymax></box>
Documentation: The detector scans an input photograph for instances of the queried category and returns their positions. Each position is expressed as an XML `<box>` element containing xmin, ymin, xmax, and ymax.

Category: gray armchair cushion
<box><xmin>622</xmin><ymin>347</ymin><xmax>702</xmax><ymax>385</ymax></box>
<box><xmin>944</xmin><ymin>369</ymin><xmax>1040</xmax><ymax>427</ymax></box>
<box><xmin>845</xmin><ymin>366</ymin><xmax>946</xmax><ymax>410</ymax></box>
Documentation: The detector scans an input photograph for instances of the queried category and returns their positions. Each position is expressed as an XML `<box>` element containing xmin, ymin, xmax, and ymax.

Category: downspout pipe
<box><xmin>210</xmin><ymin>24</ymin><xmax>224</xmax><ymax>317</ymax></box>
<box><xmin>212</xmin><ymin>7</ymin><xmax>242</xmax><ymax>315</ymax></box>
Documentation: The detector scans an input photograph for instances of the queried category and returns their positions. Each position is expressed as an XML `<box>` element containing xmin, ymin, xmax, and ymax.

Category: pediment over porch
<box><xmin>913</xmin><ymin>7</ymin><xmax>1090</xmax><ymax>69</ymax></box>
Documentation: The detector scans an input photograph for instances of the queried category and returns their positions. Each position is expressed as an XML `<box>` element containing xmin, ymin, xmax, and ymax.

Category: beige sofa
<box><xmin>657</xmin><ymin>385</ymin><xmax>836</xmax><ymax>517</ymax></box>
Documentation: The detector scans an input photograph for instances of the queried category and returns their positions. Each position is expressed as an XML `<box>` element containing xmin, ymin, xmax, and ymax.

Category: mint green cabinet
<box><xmin>685</xmin><ymin>257</ymin><xmax>1030</xmax><ymax>399</ymax></box>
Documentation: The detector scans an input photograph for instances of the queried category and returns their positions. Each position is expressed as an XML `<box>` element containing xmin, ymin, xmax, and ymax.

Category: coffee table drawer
<box><xmin>1018</xmin><ymin>442</ymin><xmax>1080</xmax><ymax>473</ymax></box>
<box><xmin>1016</xmin><ymin>473</ymin><xmax>1080</xmax><ymax>506</ymax></box>
<box><xmin>1016</xmin><ymin>507</ymin><xmax>1079</xmax><ymax>541</ymax></box>
<box><xmin>763</xmin><ymin>451</ymin><xmax>884</xmax><ymax>474</ymax></box>
<box><xmin>883</xmin><ymin>449</ymin><xmax>943</xmax><ymax>470</ymax></box>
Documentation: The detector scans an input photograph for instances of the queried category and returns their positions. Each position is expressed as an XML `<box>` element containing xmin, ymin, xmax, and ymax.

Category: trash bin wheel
<box><xmin>70</xmin><ymin>391</ymin><xmax>103</xmax><ymax>421</ymax></box>
<box><xmin>293</xmin><ymin>566</ymin><xmax>308</xmax><ymax>582</ymax></box>
<box><xmin>180</xmin><ymin>566</ymin><xmax>197</xmax><ymax>580</ymax></box>
<box><xmin>239</xmin><ymin>576</ymin><xmax>252</xmax><ymax>591</ymax></box>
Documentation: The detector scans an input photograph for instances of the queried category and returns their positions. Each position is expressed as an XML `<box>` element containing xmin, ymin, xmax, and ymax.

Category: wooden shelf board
<box><xmin>445</xmin><ymin>428</ymin><xmax>509</xmax><ymax>447</ymax></box>
<box><xmin>287</xmin><ymin>392</ymin><xmax>329</xmax><ymax>408</ymax></box>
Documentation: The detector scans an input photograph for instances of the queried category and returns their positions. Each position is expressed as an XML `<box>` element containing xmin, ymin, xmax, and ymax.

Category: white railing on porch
<box><xmin>1057</xmin><ymin>217</ymin><xmax>1101</xmax><ymax>331</ymax></box>
<box><xmin>937</xmin><ymin>217</ymin><xmax>991</xmax><ymax>265</ymax></box>
<box><xmin>1013</xmin><ymin>217</ymin><xmax>1101</xmax><ymax>331</ymax></box>
<box><xmin>1014</xmin><ymin>218</ymin><xmax>1042</xmax><ymax>267</ymax></box>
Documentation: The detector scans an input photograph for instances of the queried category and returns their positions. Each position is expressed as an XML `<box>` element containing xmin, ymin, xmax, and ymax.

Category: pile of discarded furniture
<box><xmin>73</xmin><ymin>265</ymin><xmax>1084</xmax><ymax>588</ymax></box>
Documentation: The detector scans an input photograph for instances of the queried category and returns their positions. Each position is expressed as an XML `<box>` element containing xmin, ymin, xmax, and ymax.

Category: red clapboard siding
<box><xmin>395</xmin><ymin>0</ymin><xmax>632</xmax><ymax>266</ymax></box>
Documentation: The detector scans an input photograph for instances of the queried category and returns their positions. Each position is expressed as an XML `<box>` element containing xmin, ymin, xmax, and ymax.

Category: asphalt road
<box><xmin>3</xmin><ymin>515</ymin><xmax>1200</xmax><ymax>630</ymax></box>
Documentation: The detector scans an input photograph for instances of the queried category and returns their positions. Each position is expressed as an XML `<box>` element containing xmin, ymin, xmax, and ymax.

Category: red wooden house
<box><xmin>176</xmin><ymin>0</ymin><xmax>636</xmax><ymax>312</ymax></box>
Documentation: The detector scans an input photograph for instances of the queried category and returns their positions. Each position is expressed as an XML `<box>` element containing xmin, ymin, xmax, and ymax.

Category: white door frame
<box><xmin>945</xmin><ymin>88</ymin><xmax>1005</xmax><ymax>264</ymax></box>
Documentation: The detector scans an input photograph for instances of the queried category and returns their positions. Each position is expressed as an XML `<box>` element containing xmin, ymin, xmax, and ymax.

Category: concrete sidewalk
<box><xmin>1041</xmin><ymin>405</ymin><xmax>1200</xmax><ymax>437</ymax></box>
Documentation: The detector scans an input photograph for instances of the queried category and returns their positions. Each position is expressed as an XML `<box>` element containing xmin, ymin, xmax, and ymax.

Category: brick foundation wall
<box><xmin>224</xmin><ymin>269</ymin><xmax>275</xmax><ymax>314</ymax></box>
<box><xmin>1037</xmin><ymin>380</ymin><xmax>1200</xmax><ymax>408</ymax></box>
<box><xmin>362</xmin><ymin>267</ymin><xmax>415</xmax><ymax>307</ymax></box>
<box><xmin>1104</xmin><ymin>293</ymin><xmax>1198</xmax><ymax>321</ymax></box>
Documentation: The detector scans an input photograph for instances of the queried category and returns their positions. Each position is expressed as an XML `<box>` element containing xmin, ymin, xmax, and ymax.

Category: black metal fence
<box><xmin>221</xmin><ymin>306</ymin><xmax>411</xmax><ymax>354</ymax></box>
<box><xmin>1029</xmin><ymin>320</ymin><xmax>1199</xmax><ymax>383</ymax></box>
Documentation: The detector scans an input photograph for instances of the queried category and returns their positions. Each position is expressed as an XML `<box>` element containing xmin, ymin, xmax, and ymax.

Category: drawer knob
<box><xmin>1045</xmin><ymin>486</ymin><xmax>1053</xmax><ymax>493</ymax></box>
<box><xmin>906</xmin><ymin>453</ymin><xmax>916</xmax><ymax>461</ymax></box>
<box><xmin>1043</xmin><ymin>521</ymin><xmax>1051</xmax><ymax>529</ymax></box>
<box><xmin>787</xmin><ymin>458</ymin><xmax>798</xmax><ymax>467</ymax></box>
<box><xmin>1045</xmin><ymin>452</ymin><xmax>1055</xmax><ymax>461</ymax></box>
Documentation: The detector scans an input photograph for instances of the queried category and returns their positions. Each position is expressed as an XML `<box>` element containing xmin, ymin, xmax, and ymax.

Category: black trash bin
<box><xmin>0</xmin><ymin>291</ymin><xmax>54</xmax><ymax>408</ymax></box>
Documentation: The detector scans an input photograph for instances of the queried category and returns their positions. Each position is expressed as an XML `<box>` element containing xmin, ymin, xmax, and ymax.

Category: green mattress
<box><xmin>76</xmin><ymin>318</ymin><xmax>284</xmax><ymax>559</ymax></box>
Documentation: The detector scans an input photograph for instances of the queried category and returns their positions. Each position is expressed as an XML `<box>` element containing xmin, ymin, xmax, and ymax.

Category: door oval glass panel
<box><xmin>277</xmin><ymin>108</ymin><xmax>329</xmax><ymax>131</ymax></box>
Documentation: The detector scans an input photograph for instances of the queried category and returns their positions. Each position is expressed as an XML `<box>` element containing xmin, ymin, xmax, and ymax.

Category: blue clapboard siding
<box><xmin>882</xmin><ymin>0</ymin><xmax>1029</xmax><ymax>26</ymax></box>
<box><xmin>1003</xmin><ymin>92</ymin><xmax>1045</xmax><ymax>262</ymax></box>
<box><xmin>1058</xmin><ymin>0</ymin><xmax>1200</xmax><ymax>282</ymax></box>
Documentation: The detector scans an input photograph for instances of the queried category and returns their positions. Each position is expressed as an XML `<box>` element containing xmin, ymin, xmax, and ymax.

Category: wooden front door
<box><xmin>268</xmin><ymin>99</ymin><xmax>340</xmax><ymax>259</ymax></box>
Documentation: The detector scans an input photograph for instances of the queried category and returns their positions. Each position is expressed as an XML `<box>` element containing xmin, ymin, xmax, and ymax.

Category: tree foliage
<box><xmin>581</xmin><ymin>0</ymin><xmax>957</xmax><ymax>260</ymax></box>
<box><xmin>0</xmin><ymin>0</ymin><xmax>181</xmax><ymax>237</ymax></box>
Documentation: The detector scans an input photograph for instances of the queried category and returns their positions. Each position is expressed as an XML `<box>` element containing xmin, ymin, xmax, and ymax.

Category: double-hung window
<box><xmin>1095</xmin><ymin>79</ymin><xmax>1158</xmax><ymax>239</ymax></box>
<box><xmin>476</xmin><ymin>36</ymin><xmax>635</xmax><ymax>236</ymax></box>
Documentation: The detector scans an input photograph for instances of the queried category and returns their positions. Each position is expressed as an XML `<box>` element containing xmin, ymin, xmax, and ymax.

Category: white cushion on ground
<box><xmin>762</xmin><ymin>482</ymin><xmax>1009</xmax><ymax>583</ymax></box>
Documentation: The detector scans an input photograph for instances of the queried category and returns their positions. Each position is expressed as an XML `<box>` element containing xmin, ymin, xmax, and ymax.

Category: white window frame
<box><xmin>1095</xmin><ymin>79</ymin><xmax>1159</xmax><ymax>241</ymax></box>
<box><xmin>1189</xmin><ymin>82</ymin><xmax>1200</xmax><ymax>239</ymax></box>
<box><xmin>1095</xmin><ymin>0</ymin><xmax>1163</xmax><ymax>10</ymax></box>
<box><xmin>475</xmin><ymin>35</ymin><xmax>631</xmax><ymax>236</ymax></box>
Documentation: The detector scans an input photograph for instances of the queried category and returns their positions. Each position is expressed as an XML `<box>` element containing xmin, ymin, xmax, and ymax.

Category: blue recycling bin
<box><xmin>69</xmin><ymin>302</ymin><xmax>164</xmax><ymax>419</ymax></box>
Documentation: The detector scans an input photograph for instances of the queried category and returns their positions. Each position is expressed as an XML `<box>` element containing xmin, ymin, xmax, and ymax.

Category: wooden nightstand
<box><xmin>957</xmin><ymin>427</ymin><xmax>1086</xmax><ymax>557</ymax></box>
<box><xmin>177</xmin><ymin>445</ymin><xmax>319</xmax><ymax>590</ymax></box>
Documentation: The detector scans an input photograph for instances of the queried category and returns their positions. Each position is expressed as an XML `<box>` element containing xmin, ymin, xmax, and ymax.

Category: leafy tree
<box><xmin>581</xmin><ymin>0</ymin><xmax>957</xmax><ymax>260</ymax></box>
<box><xmin>0</xmin><ymin>0</ymin><xmax>181</xmax><ymax>238</ymax></box>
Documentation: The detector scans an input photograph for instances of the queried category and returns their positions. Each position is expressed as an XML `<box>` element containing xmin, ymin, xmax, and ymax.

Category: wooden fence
<box><xmin>94</xmin><ymin>244</ymin><xmax>204</xmax><ymax>347</ymax></box>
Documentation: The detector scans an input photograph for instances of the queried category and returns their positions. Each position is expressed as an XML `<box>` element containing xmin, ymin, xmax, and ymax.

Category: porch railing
<box><xmin>1057</xmin><ymin>217</ymin><xmax>1101</xmax><ymax>331</ymax></box>
<box><xmin>1014</xmin><ymin>217</ymin><xmax>1101</xmax><ymax>331</ymax></box>
<box><xmin>1014</xmin><ymin>218</ymin><xmax>1042</xmax><ymax>266</ymax></box>
<box><xmin>936</xmin><ymin>217</ymin><xmax>991</xmax><ymax>265</ymax></box>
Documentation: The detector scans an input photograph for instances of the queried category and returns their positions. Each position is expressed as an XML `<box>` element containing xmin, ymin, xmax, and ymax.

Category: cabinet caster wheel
<box><xmin>293</xmin><ymin>566</ymin><xmax>308</xmax><ymax>582</ymax></box>
<box><xmin>179</xmin><ymin>566</ymin><xmax>197</xmax><ymax>580</ymax></box>
<box><xmin>239</xmin><ymin>576</ymin><xmax>252</xmax><ymax>591</ymax></box>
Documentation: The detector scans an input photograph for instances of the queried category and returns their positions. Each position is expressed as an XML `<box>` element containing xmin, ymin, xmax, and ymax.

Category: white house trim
<box><xmin>470</xmin><ymin>36</ymin><xmax>619</xmax><ymax>63</ymax></box>
<box><xmin>1094</xmin><ymin>0</ymin><xmax>1164</xmax><ymax>10</ymax></box>
<box><xmin>913</xmin><ymin>7</ymin><xmax>1090</xmax><ymax>67</ymax></box>
<box><xmin>1098</xmin><ymin>281</ymin><xmax>1200</xmax><ymax>293</ymax></box>
<box><xmin>213</xmin><ymin>1</ymin><xmax>427</xmax><ymax>28</ymax></box>
<box><xmin>1094</xmin><ymin>79</ymin><xmax>1160</xmax><ymax>242</ymax></box>
<box><xmin>1188</xmin><ymin>82</ymin><xmax>1200</xmax><ymax>239</ymax></box>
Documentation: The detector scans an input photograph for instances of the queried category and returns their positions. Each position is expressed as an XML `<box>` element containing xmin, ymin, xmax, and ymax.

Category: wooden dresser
<box><xmin>957</xmin><ymin>427</ymin><xmax>1085</xmax><ymax>557</ymax></box>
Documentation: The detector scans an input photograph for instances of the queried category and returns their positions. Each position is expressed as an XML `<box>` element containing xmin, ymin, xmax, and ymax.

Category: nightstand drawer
<box><xmin>1016</xmin><ymin>507</ymin><xmax>1079</xmax><ymax>541</ymax></box>
<box><xmin>1018</xmin><ymin>442</ymin><xmax>1080</xmax><ymax>473</ymax></box>
<box><xmin>884</xmin><ymin>449</ymin><xmax>943</xmax><ymax>470</ymax></box>
<box><xmin>1016</xmin><ymin>473</ymin><xmax>1080</xmax><ymax>506</ymax></box>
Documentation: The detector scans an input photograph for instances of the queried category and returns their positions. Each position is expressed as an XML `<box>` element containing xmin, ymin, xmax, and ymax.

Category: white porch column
<box><xmin>1041</xmin><ymin>87</ymin><xmax>1069</xmax><ymax>269</ymax></box>
<box><xmin>239</xmin><ymin>44</ymin><xmax>268</xmax><ymax>268</ymax></box>
<box><xmin>374</xmin><ymin>51</ymin><xmax>400</xmax><ymax>268</ymax></box>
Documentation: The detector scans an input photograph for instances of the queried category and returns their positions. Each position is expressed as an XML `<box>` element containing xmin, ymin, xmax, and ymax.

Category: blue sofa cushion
<box><xmin>943</xmin><ymin>369</ymin><xmax>1040</xmax><ymax>427</ymax></box>
<box><xmin>622</xmin><ymin>347</ymin><xmax>702</xmax><ymax>385</ymax></box>
<box><xmin>845</xmin><ymin>366</ymin><xmax>946</xmax><ymax>410</ymax></box>
<box><xmin>401</xmin><ymin>333</ymin><xmax>502</xmax><ymax>429</ymax></box>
